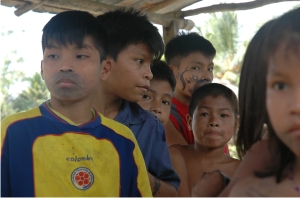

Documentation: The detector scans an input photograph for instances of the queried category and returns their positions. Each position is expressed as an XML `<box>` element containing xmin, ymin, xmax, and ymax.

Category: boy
<box><xmin>169</xmin><ymin>83</ymin><xmax>240</xmax><ymax>196</ymax></box>
<box><xmin>1</xmin><ymin>11</ymin><xmax>151</xmax><ymax>197</ymax></box>
<box><xmin>93</xmin><ymin>8</ymin><xmax>180</xmax><ymax>196</ymax></box>
<box><xmin>138</xmin><ymin>60</ymin><xmax>176</xmax><ymax>126</ymax></box>
<box><xmin>164</xmin><ymin>32</ymin><xmax>216</xmax><ymax>146</ymax></box>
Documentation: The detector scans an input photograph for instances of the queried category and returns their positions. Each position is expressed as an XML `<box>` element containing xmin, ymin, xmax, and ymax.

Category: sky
<box><xmin>1</xmin><ymin>0</ymin><xmax>300</xmax><ymax>95</ymax></box>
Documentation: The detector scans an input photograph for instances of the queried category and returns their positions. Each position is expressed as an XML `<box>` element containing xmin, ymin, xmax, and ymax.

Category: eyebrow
<box><xmin>198</xmin><ymin>106</ymin><xmax>231</xmax><ymax>111</ymax></box>
<box><xmin>46</xmin><ymin>42</ymin><xmax>95</xmax><ymax>50</ymax></box>
<box><xmin>147</xmin><ymin>88</ymin><xmax>173</xmax><ymax>98</ymax></box>
<box><xmin>190</xmin><ymin>61</ymin><xmax>214</xmax><ymax>66</ymax></box>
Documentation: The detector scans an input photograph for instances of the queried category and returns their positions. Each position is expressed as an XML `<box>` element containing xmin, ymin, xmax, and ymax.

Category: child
<box><xmin>93</xmin><ymin>8</ymin><xmax>180</xmax><ymax>196</ymax></box>
<box><xmin>169</xmin><ymin>83</ymin><xmax>240</xmax><ymax>196</ymax></box>
<box><xmin>1</xmin><ymin>11</ymin><xmax>151</xmax><ymax>197</ymax></box>
<box><xmin>164</xmin><ymin>32</ymin><xmax>217</xmax><ymax>146</ymax></box>
<box><xmin>229</xmin><ymin>7</ymin><xmax>300</xmax><ymax>197</ymax></box>
<box><xmin>191</xmin><ymin>19</ymin><xmax>276</xmax><ymax>197</ymax></box>
<box><xmin>138</xmin><ymin>60</ymin><xmax>176</xmax><ymax>126</ymax></box>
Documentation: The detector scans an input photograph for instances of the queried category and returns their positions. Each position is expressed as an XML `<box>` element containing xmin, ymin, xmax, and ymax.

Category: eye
<box><xmin>136</xmin><ymin>59</ymin><xmax>144</xmax><ymax>64</ymax></box>
<box><xmin>76</xmin><ymin>55</ymin><xmax>89</xmax><ymax>59</ymax></box>
<box><xmin>208</xmin><ymin>67</ymin><xmax>214</xmax><ymax>72</ymax></box>
<box><xmin>48</xmin><ymin>54</ymin><xmax>59</xmax><ymax>59</ymax></box>
<box><xmin>191</xmin><ymin>66</ymin><xmax>200</xmax><ymax>70</ymax></box>
<box><xmin>142</xmin><ymin>94</ymin><xmax>151</xmax><ymax>100</ymax></box>
<box><xmin>273</xmin><ymin>82</ymin><xmax>287</xmax><ymax>90</ymax></box>
<box><xmin>220</xmin><ymin>114</ymin><xmax>228</xmax><ymax>118</ymax></box>
<box><xmin>200</xmin><ymin>112</ymin><xmax>209</xmax><ymax>117</ymax></box>
<box><xmin>162</xmin><ymin>100</ymin><xmax>171</xmax><ymax>105</ymax></box>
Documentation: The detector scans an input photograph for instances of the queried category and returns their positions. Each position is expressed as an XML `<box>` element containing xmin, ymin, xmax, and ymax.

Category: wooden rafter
<box><xmin>2</xmin><ymin>0</ymin><xmax>195</xmax><ymax>30</ymax></box>
<box><xmin>145</xmin><ymin>0</ymin><xmax>201</xmax><ymax>14</ymax></box>
<box><xmin>181</xmin><ymin>0</ymin><xmax>300</xmax><ymax>17</ymax></box>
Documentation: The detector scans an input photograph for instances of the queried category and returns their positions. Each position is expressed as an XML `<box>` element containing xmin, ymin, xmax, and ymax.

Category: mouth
<box><xmin>192</xmin><ymin>80</ymin><xmax>211</xmax><ymax>92</ymax></box>
<box><xmin>288</xmin><ymin>124</ymin><xmax>300</xmax><ymax>135</ymax></box>
<box><xmin>204</xmin><ymin>131</ymin><xmax>222</xmax><ymax>136</ymax></box>
<box><xmin>57</xmin><ymin>78</ymin><xmax>76</xmax><ymax>87</ymax></box>
<box><xmin>138</xmin><ymin>85</ymin><xmax>150</xmax><ymax>92</ymax></box>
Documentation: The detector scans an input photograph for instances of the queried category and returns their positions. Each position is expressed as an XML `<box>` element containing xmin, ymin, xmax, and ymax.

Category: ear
<box><xmin>186</xmin><ymin>114</ymin><xmax>193</xmax><ymax>131</ymax></box>
<box><xmin>169</xmin><ymin>64</ymin><xmax>175</xmax><ymax>71</ymax></box>
<box><xmin>40</xmin><ymin>60</ymin><xmax>44</xmax><ymax>80</ymax></box>
<box><xmin>101</xmin><ymin>56</ymin><xmax>114</xmax><ymax>80</ymax></box>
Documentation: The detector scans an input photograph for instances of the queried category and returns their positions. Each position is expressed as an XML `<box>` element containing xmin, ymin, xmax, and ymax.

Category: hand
<box><xmin>191</xmin><ymin>170</ymin><xmax>230</xmax><ymax>197</ymax></box>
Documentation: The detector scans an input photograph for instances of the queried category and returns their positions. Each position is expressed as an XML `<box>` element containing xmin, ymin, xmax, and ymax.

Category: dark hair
<box><xmin>42</xmin><ymin>11</ymin><xmax>108</xmax><ymax>61</ymax></box>
<box><xmin>165</xmin><ymin>32</ymin><xmax>216</xmax><ymax>67</ymax></box>
<box><xmin>236</xmin><ymin>20</ymin><xmax>275</xmax><ymax>160</ymax></box>
<box><xmin>263</xmin><ymin>7</ymin><xmax>300</xmax><ymax>183</ymax></box>
<box><xmin>151</xmin><ymin>60</ymin><xmax>176</xmax><ymax>92</ymax></box>
<box><xmin>188</xmin><ymin>83</ymin><xmax>238</xmax><ymax>118</ymax></box>
<box><xmin>97</xmin><ymin>8</ymin><xmax>164</xmax><ymax>63</ymax></box>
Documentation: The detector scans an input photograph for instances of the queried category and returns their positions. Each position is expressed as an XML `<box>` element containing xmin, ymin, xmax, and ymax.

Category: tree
<box><xmin>197</xmin><ymin>11</ymin><xmax>246</xmax><ymax>86</ymax></box>
<box><xmin>13</xmin><ymin>72</ymin><xmax>49</xmax><ymax>112</ymax></box>
<box><xmin>1</xmin><ymin>59</ymin><xmax>25</xmax><ymax>119</ymax></box>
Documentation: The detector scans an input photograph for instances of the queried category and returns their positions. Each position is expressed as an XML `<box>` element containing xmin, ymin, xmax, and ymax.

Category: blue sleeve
<box><xmin>148</xmin><ymin>121</ymin><xmax>180</xmax><ymax>190</ymax></box>
<box><xmin>1</xmin><ymin>131</ymin><xmax>11</xmax><ymax>197</ymax></box>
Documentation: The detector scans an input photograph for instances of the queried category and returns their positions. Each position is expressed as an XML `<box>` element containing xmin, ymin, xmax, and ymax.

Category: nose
<box><xmin>208</xmin><ymin>115</ymin><xmax>219</xmax><ymax>127</ymax></box>
<box><xmin>143</xmin><ymin>65</ymin><xmax>153</xmax><ymax>80</ymax></box>
<box><xmin>200</xmin><ymin>69</ymin><xmax>213</xmax><ymax>83</ymax></box>
<box><xmin>290</xmin><ymin>88</ymin><xmax>300</xmax><ymax>115</ymax></box>
<box><xmin>150</xmin><ymin>99</ymin><xmax>162</xmax><ymax>114</ymax></box>
<box><xmin>59</xmin><ymin>57</ymin><xmax>74</xmax><ymax>72</ymax></box>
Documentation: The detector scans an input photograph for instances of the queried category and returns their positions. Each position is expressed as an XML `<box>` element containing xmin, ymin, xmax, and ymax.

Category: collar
<box><xmin>114</xmin><ymin>100</ymin><xmax>148</xmax><ymax>126</ymax></box>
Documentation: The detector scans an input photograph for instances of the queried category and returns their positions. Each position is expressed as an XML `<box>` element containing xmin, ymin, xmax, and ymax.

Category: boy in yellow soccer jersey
<box><xmin>1</xmin><ymin>11</ymin><xmax>151</xmax><ymax>197</ymax></box>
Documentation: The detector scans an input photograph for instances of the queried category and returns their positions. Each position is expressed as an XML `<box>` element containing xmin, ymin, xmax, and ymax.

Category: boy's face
<box><xmin>41</xmin><ymin>36</ymin><xmax>101</xmax><ymax>103</ymax></box>
<box><xmin>138</xmin><ymin>79</ymin><xmax>173</xmax><ymax>126</ymax></box>
<box><xmin>187</xmin><ymin>95</ymin><xmax>236</xmax><ymax>148</ymax></box>
<box><xmin>266</xmin><ymin>43</ymin><xmax>300</xmax><ymax>157</ymax></box>
<box><xmin>171</xmin><ymin>52</ymin><xmax>214</xmax><ymax>100</ymax></box>
<box><xmin>101</xmin><ymin>43</ymin><xmax>153</xmax><ymax>103</ymax></box>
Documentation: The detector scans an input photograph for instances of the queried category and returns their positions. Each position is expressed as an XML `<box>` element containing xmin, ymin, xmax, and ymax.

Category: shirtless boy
<box><xmin>169</xmin><ymin>83</ymin><xmax>240</xmax><ymax>196</ymax></box>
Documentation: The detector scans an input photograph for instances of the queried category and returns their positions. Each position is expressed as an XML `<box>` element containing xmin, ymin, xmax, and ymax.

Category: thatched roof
<box><xmin>2</xmin><ymin>0</ymin><xmax>298</xmax><ymax>43</ymax></box>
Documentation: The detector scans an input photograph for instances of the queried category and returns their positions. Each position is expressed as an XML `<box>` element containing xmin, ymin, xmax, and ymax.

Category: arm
<box><xmin>218</xmin><ymin>140</ymin><xmax>271</xmax><ymax>196</ymax></box>
<box><xmin>148</xmin><ymin>172</ymin><xmax>178</xmax><ymax>197</ymax></box>
<box><xmin>169</xmin><ymin>146</ymin><xmax>190</xmax><ymax>196</ymax></box>
<box><xmin>165</xmin><ymin>119</ymin><xmax>188</xmax><ymax>146</ymax></box>
<box><xmin>1</xmin><ymin>120</ymin><xmax>11</xmax><ymax>197</ymax></box>
<box><xmin>147</xmin><ymin>120</ymin><xmax>180</xmax><ymax>197</ymax></box>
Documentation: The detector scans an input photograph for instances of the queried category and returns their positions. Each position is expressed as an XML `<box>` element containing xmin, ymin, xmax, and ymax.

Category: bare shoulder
<box><xmin>165</xmin><ymin>119</ymin><xmax>188</xmax><ymax>146</ymax></box>
<box><xmin>230</xmin><ymin>175</ymin><xmax>297</xmax><ymax>197</ymax></box>
<box><xmin>247</xmin><ymin>139</ymin><xmax>270</xmax><ymax>154</ymax></box>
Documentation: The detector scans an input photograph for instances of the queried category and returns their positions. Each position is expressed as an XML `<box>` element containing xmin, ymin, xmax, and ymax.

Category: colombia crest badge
<box><xmin>71</xmin><ymin>167</ymin><xmax>94</xmax><ymax>190</ymax></box>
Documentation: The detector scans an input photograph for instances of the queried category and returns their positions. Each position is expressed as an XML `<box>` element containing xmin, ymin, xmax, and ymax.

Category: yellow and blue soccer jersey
<box><xmin>1</xmin><ymin>102</ymin><xmax>151</xmax><ymax>197</ymax></box>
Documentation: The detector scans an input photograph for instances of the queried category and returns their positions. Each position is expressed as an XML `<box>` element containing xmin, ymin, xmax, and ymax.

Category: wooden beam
<box><xmin>14</xmin><ymin>0</ymin><xmax>46</xmax><ymax>16</ymax></box>
<box><xmin>145</xmin><ymin>0</ymin><xmax>201</xmax><ymax>14</ymax></box>
<box><xmin>182</xmin><ymin>0</ymin><xmax>300</xmax><ymax>17</ymax></box>
<box><xmin>163</xmin><ymin>21</ymin><xmax>179</xmax><ymax>45</ymax></box>
<box><xmin>6</xmin><ymin>0</ymin><xmax>195</xmax><ymax>30</ymax></box>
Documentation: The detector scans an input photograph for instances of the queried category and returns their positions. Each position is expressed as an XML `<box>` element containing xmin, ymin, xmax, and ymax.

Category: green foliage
<box><xmin>196</xmin><ymin>11</ymin><xmax>246</xmax><ymax>86</ymax></box>
<box><xmin>1</xmin><ymin>59</ymin><xmax>25</xmax><ymax>119</ymax></box>
<box><xmin>13</xmin><ymin>73</ymin><xmax>49</xmax><ymax>112</ymax></box>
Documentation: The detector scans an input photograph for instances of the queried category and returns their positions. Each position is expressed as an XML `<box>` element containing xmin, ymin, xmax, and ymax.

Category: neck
<box><xmin>173</xmin><ymin>90</ymin><xmax>190</xmax><ymax>106</ymax></box>
<box><xmin>91</xmin><ymin>84</ymin><xmax>122</xmax><ymax>119</ymax></box>
<box><xmin>193</xmin><ymin>143</ymin><xmax>227</xmax><ymax>162</ymax></box>
<box><xmin>49</xmin><ymin>98</ymin><xmax>93</xmax><ymax>124</ymax></box>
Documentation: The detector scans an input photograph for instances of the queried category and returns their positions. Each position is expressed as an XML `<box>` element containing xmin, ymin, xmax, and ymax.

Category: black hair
<box><xmin>236</xmin><ymin>19</ymin><xmax>275</xmax><ymax>160</ymax></box>
<box><xmin>96</xmin><ymin>8</ymin><xmax>164</xmax><ymax>62</ymax></box>
<box><xmin>165</xmin><ymin>31</ymin><xmax>216</xmax><ymax>67</ymax></box>
<box><xmin>151</xmin><ymin>60</ymin><xmax>176</xmax><ymax>92</ymax></box>
<box><xmin>188</xmin><ymin>83</ymin><xmax>238</xmax><ymax>117</ymax></box>
<box><xmin>263</xmin><ymin>7</ymin><xmax>300</xmax><ymax>183</ymax></box>
<box><xmin>42</xmin><ymin>10</ymin><xmax>108</xmax><ymax>61</ymax></box>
